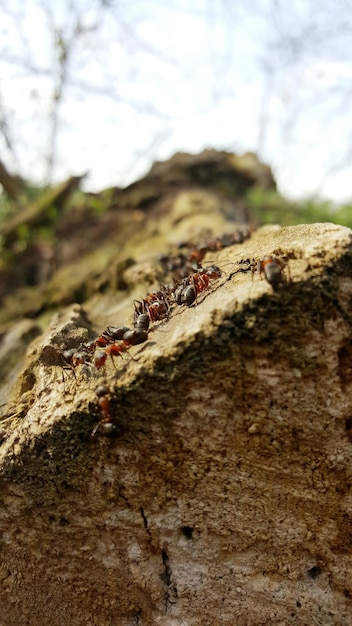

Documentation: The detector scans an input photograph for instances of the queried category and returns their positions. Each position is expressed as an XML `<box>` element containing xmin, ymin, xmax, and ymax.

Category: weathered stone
<box><xmin>0</xmin><ymin>222</ymin><xmax>351</xmax><ymax>625</ymax></box>
<box><xmin>0</xmin><ymin>150</ymin><xmax>267</xmax><ymax>313</ymax></box>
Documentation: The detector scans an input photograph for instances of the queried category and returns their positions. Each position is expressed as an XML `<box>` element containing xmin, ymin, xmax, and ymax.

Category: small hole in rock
<box><xmin>308</xmin><ymin>566</ymin><xmax>321</xmax><ymax>579</ymax></box>
<box><xmin>181</xmin><ymin>526</ymin><xmax>193</xmax><ymax>539</ymax></box>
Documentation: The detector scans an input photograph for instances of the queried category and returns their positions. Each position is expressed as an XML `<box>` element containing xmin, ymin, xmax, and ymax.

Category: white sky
<box><xmin>1</xmin><ymin>0</ymin><xmax>352</xmax><ymax>202</ymax></box>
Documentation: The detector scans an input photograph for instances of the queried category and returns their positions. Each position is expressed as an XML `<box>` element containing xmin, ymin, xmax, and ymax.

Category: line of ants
<box><xmin>57</xmin><ymin>249</ymin><xmax>288</xmax><ymax>437</ymax></box>
<box><xmin>61</xmin><ymin>264</ymin><xmax>224</xmax><ymax>378</ymax></box>
<box><xmin>158</xmin><ymin>228</ymin><xmax>252</xmax><ymax>280</ymax></box>
<box><xmin>52</xmin><ymin>263</ymin><xmax>226</xmax><ymax>437</ymax></box>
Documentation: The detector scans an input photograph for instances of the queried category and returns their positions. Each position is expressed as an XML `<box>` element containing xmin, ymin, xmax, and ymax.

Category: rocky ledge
<box><xmin>0</xmin><ymin>222</ymin><xmax>351</xmax><ymax>625</ymax></box>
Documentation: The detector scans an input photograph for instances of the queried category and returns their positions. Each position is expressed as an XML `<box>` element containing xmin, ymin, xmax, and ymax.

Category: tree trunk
<box><xmin>0</xmin><ymin>159</ymin><xmax>24</xmax><ymax>201</ymax></box>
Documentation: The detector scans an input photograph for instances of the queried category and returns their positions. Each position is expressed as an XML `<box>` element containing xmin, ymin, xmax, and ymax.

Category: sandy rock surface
<box><xmin>0</xmin><ymin>222</ymin><xmax>352</xmax><ymax>625</ymax></box>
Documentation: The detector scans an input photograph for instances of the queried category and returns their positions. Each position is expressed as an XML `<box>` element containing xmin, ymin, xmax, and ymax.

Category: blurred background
<box><xmin>2</xmin><ymin>0</ymin><xmax>352</xmax><ymax>402</ymax></box>
<box><xmin>1</xmin><ymin>0</ymin><xmax>352</xmax><ymax>203</ymax></box>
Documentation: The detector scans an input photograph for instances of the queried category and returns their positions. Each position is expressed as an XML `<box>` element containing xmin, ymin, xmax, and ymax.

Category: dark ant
<box><xmin>174</xmin><ymin>229</ymin><xmax>253</xmax><ymax>271</ymax></box>
<box><xmin>81</xmin><ymin>340</ymin><xmax>96</xmax><ymax>354</ymax></box>
<box><xmin>255</xmin><ymin>255</ymin><xmax>287</xmax><ymax>291</ymax></box>
<box><xmin>71</xmin><ymin>351</ymin><xmax>89</xmax><ymax>367</ymax></box>
<box><xmin>62</xmin><ymin>344</ymin><xmax>95</xmax><ymax>369</ymax></box>
<box><xmin>134</xmin><ymin>313</ymin><xmax>150</xmax><ymax>332</ymax></box>
<box><xmin>158</xmin><ymin>252</ymin><xmax>190</xmax><ymax>275</ymax></box>
<box><xmin>91</xmin><ymin>385</ymin><xmax>115</xmax><ymax>437</ymax></box>
<box><xmin>94</xmin><ymin>328</ymin><xmax>149</xmax><ymax>370</ymax></box>
<box><xmin>123</xmin><ymin>328</ymin><xmax>149</xmax><ymax>346</ymax></box>
<box><xmin>40</xmin><ymin>344</ymin><xmax>100</xmax><ymax>396</ymax></box>
<box><xmin>61</xmin><ymin>348</ymin><xmax>78</xmax><ymax>364</ymax></box>
<box><xmin>39</xmin><ymin>345</ymin><xmax>88</xmax><ymax>392</ymax></box>
<box><xmin>175</xmin><ymin>284</ymin><xmax>196</xmax><ymax>306</ymax></box>
<box><xmin>59</xmin><ymin>344</ymin><xmax>104</xmax><ymax>381</ymax></box>
<box><xmin>174</xmin><ymin>264</ymin><xmax>222</xmax><ymax>307</ymax></box>
<box><xmin>95</xmin><ymin>325</ymin><xmax>131</xmax><ymax>347</ymax></box>
<box><xmin>59</xmin><ymin>348</ymin><xmax>79</xmax><ymax>379</ymax></box>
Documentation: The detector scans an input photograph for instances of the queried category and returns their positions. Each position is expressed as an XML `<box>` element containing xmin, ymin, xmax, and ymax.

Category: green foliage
<box><xmin>333</xmin><ymin>204</ymin><xmax>352</xmax><ymax>228</ymax></box>
<box><xmin>0</xmin><ymin>182</ymin><xmax>51</xmax><ymax>226</ymax></box>
<box><xmin>65</xmin><ymin>188</ymin><xmax>115</xmax><ymax>215</ymax></box>
<box><xmin>246</xmin><ymin>188</ymin><xmax>352</xmax><ymax>228</ymax></box>
<box><xmin>0</xmin><ymin>192</ymin><xmax>14</xmax><ymax>223</ymax></box>
<box><xmin>22</xmin><ymin>182</ymin><xmax>51</xmax><ymax>202</ymax></box>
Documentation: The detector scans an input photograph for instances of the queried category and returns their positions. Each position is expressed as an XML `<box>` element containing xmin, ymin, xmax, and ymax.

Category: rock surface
<box><xmin>0</xmin><ymin>221</ymin><xmax>352</xmax><ymax>625</ymax></box>
<box><xmin>0</xmin><ymin>149</ymin><xmax>266</xmax><ymax>311</ymax></box>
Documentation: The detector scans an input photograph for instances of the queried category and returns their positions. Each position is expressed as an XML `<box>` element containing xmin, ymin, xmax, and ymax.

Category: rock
<box><xmin>148</xmin><ymin>149</ymin><xmax>275</xmax><ymax>191</ymax></box>
<box><xmin>0</xmin><ymin>318</ymin><xmax>42</xmax><ymax>418</ymax></box>
<box><xmin>0</xmin><ymin>150</ymin><xmax>264</xmax><ymax>324</ymax></box>
<box><xmin>0</xmin><ymin>222</ymin><xmax>351</xmax><ymax>625</ymax></box>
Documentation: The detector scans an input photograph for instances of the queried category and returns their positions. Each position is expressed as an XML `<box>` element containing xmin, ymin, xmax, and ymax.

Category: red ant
<box><xmin>93</xmin><ymin>328</ymin><xmax>148</xmax><ymax>369</ymax></box>
<box><xmin>93</xmin><ymin>350</ymin><xmax>110</xmax><ymax>369</ymax></box>
<box><xmin>255</xmin><ymin>255</ymin><xmax>287</xmax><ymax>291</ymax></box>
<box><xmin>94</xmin><ymin>343</ymin><xmax>128</xmax><ymax>369</ymax></box>
<box><xmin>147</xmin><ymin>300</ymin><xmax>168</xmax><ymax>322</ymax></box>
<box><xmin>60</xmin><ymin>346</ymin><xmax>95</xmax><ymax>376</ymax></box>
<box><xmin>134</xmin><ymin>292</ymin><xmax>169</xmax><ymax>323</ymax></box>
<box><xmin>174</xmin><ymin>264</ymin><xmax>222</xmax><ymax>306</ymax></box>
<box><xmin>91</xmin><ymin>385</ymin><xmax>115</xmax><ymax>437</ymax></box>
<box><xmin>172</xmin><ymin>229</ymin><xmax>253</xmax><ymax>274</ymax></box>
<box><xmin>195</xmin><ymin>265</ymin><xmax>222</xmax><ymax>289</ymax></box>
<box><xmin>61</xmin><ymin>342</ymin><xmax>97</xmax><ymax>371</ymax></box>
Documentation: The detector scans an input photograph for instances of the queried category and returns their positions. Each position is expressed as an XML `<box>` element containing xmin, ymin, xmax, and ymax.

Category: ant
<box><xmin>63</xmin><ymin>347</ymin><xmax>93</xmax><ymax>368</ymax></box>
<box><xmin>94</xmin><ymin>325</ymin><xmax>131</xmax><ymax>348</ymax></box>
<box><xmin>58</xmin><ymin>344</ymin><xmax>108</xmax><ymax>383</ymax></box>
<box><xmin>134</xmin><ymin>292</ymin><xmax>169</xmax><ymax>323</ymax></box>
<box><xmin>255</xmin><ymin>255</ymin><xmax>287</xmax><ymax>291</ymax></box>
<box><xmin>174</xmin><ymin>264</ymin><xmax>222</xmax><ymax>306</ymax></box>
<box><xmin>91</xmin><ymin>385</ymin><xmax>115</xmax><ymax>437</ymax></box>
<box><xmin>123</xmin><ymin>328</ymin><xmax>149</xmax><ymax>346</ymax></box>
<box><xmin>147</xmin><ymin>299</ymin><xmax>169</xmax><ymax>322</ymax></box>
<box><xmin>134</xmin><ymin>313</ymin><xmax>150</xmax><ymax>332</ymax></box>
<box><xmin>60</xmin><ymin>348</ymin><xmax>79</xmax><ymax>372</ymax></box>
<box><xmin>158</xmin><ymin>251</ymin><xmax>190</xmax><ymax>276</ymax></box>
<box><xmin>175</xmin><ymin>283</ymin><xmax>197</xmax><ymax>306</ymax></box>
<box><xmin>191</xmin><ymin>264</ymin><xmax>221</xmax><ymax>286</ymax></box>
<box><xmin>94</xmin><ymin>327</ymin><xmax>149</xmax><ymax>370</ymax></box>
<box><xmin>93</xmin><ymin>349</ymin><xmax>110</xmax><ymax>370</ymax></box>
<box><xmin>173</xmin><ymin>229</ymin><xmax>253</xmax><ymax>274</ymax></box>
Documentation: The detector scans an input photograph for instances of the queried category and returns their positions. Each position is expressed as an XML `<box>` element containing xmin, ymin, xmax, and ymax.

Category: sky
<box><xmin>1</xmin><ymin>0</ymin><xmax>352</xmax><ymax>202</ymax></box>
